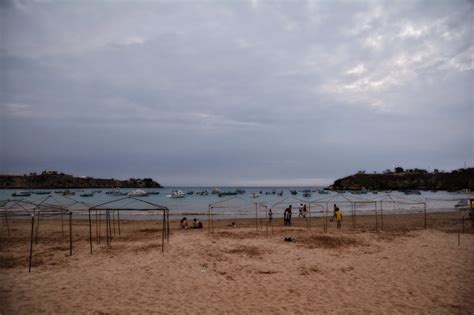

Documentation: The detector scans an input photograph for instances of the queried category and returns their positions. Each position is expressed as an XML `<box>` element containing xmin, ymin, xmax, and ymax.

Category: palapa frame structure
<box><xmin>0</xmin><ymin>196</ymin><xmax>73</xmax><ymax>272</ymax></box>
<box><xmin>208</xmin><ymin>196</ymin><xmax>264</xmax><ymax>234</ymax></box>
<box><xmin>88</xmin><ymin>197</ymin><xmax>170</xmax><ymax>253</ymax></box>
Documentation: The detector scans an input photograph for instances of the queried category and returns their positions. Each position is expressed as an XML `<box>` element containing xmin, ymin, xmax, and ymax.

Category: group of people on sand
<box><xmin>266</xmin><ymin>203</ymin><xmax>342</xmax><ymax>228</ymax></box>
<box><xmin>180</xmin><ymin>217</ymin><xmax>203</xmax><ymax>229</ymax></box>
<box><xmin>180</xmin><ymin>204</ymin><xmax>342</xmax><ymax>229</ymax></box>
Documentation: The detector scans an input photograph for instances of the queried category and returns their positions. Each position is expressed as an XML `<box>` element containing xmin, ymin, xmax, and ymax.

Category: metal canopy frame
<box><xmin>88</xmin><ymin>196</ymin><xmax>169</xmax><ymax>254</ymax></box>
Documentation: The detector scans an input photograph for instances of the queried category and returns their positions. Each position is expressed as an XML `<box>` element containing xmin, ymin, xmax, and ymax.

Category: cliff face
<box><xmin>330</xmin><ymin>168</ymin><xmax>474</xmax><ymax>191</ymax></box>
<box><xmin>0</xmin><ymin>172</ymin><xmax>162</xmax><ymax>189</ymax></box>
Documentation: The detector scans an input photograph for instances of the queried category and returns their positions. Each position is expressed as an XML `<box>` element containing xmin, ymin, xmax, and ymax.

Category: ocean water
<box><xmin>1</xmin><ymin>187</ymin><xmax>471</xmax><ymax>220</ymax></box>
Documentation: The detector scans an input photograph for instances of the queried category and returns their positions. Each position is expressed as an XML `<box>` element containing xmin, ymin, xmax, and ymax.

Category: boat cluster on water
<box><xmin>9</xmin><ymin>188</ymin><xmax>471</xmax><ymax>202</ymax></box>
<box><xmin>10</xmin><ymin>188</ymin><xmax>160</xmax><ymax>198</ymax></box>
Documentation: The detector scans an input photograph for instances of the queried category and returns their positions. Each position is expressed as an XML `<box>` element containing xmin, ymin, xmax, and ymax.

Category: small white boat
<box><xmin>167</xmin><ymin>190</ymin><xmax>186</xmax><ymax>198</ymax></box>
<box><xmin>128</xmin><ymin>189</ymin><xmax>149</xmax><ymax>197</ymax></box>
<box><xmin>251</xmin><ymin>192</ymin><xmax>260</xmax><ymax>198</ymax></box>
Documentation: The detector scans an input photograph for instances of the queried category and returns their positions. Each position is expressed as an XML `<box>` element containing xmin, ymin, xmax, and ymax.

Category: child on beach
<box><xmin>330</xmin><ymin>206</ymin><xmax>342</xmax><ymax>229</ymax></box>
<box><xmin>298</xmin><ymin>204</ymin><xmax>304</xmax><ymax>218</ymax></box>
<box><xmin>180</xmin><ymin>217</ymin><xmax>188</xmax><ymax>229</ymax></box>
<box><xmin>192</xmin><ymin>218</ymin><xmax>203</xmax><ymax>229</ymax></box>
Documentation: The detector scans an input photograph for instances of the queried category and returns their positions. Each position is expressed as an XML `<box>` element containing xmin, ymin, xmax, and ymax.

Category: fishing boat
<box><xmin>128</xmin><ymin>189</ymin><xmax>149</xmax><ymax>197</ymax></box>
<box><xmin>404</xmin><ymin>190</ymin><xmax>421</xmax><ymax>195</ymax></box>
<box><xmin>80</xmin><ymin>192</ymin><xmax>94</xmax><ymax>197</ymax></box>
<box><xmin>303</xmin><ymin>192</ymin><xmax>312</xmax><ymax>198</ymax></box>
<box><xmin>34</xmin><ymin>191</ymin><xmax>51</xmax><ymax>195</ymax></box>
<box><xmin>167</xmin><ymin>190</ymin><xmax>186</xmax><ymax>198</ymax></box>
<box><xmin>251</xmin><ymin>192</ymin><xmax>260</xmax><ymax>198</ymax></box>
<box><xmin>11</xmin><ymin>191</ymin><xmax>31</xmax><ymax>197</ymax></box>
<box><xmin>106</xmin><ymin>188</ymin><xmax>125</xmax><ymax>196</ymax></box>
<box><xmin>290</xmin><ymin>190</ymin><xmax>297</xmax><ymax>195</ymax></box>
<box><xmin>318</xmin><ymin>190</ymin><xmax>330</xmax><ymax>194</ymax></box>
<box><xmin>211</xmin><ymin>188</ymin><xmax>221</xmax><ymax>195</ymax></box>
<box><xmin>219</xmin><ymin>191</ymin><xmax>238</xmax><ymax>197</ymax></box>
<box><xmin>148</xmin><ymin>191</ymin><xmax>160</xmax><ymax>195</ymax></box>
<box><xmin>277</xmin><ymin>190</ymin><xmax>283</xmax><ymax>196</ymax></box>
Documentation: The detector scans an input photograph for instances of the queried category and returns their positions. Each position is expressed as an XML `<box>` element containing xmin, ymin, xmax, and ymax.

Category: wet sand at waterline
<box><xmin>1</xmin><ymin>212</ymin><xmax>473</xmax><ymax>314</ymax></box>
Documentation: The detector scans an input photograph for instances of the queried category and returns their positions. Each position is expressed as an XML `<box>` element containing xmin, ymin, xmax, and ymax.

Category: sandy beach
<box><xmin>1</xmin><ymin>212</ymin><xmax>473</xmax><ymax>314</ymax></box>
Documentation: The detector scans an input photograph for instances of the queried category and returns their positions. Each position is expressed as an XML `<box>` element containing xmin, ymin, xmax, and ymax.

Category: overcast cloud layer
<box><xmin>1</xmin><ymin>0</ymin><xmax>473</xmax><ymax>186</ymax></box>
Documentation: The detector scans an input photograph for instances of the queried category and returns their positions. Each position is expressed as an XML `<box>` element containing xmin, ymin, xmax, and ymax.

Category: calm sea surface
<box><xmin>1</xmin><ymin>187</ymin><xmax>471</xmax><ymax>220</ymax></box>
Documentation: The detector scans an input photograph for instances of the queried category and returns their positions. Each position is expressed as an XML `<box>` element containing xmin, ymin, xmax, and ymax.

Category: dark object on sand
<box><xmin>284</xmin><ymin>237</ymin><xmax>293</xmax><ymax>242</ymax></box>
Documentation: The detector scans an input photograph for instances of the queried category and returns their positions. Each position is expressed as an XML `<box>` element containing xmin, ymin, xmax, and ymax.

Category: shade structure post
<box><xmin>208</xmin><ymin>205</ymin><xmax>211</xmax><ymax>235</ymax></box>
<box><xmin>458</xmin><ymin>228</ymin><xmax>460</xmax><ymax>246</ymax></box>
<box><xmin>28</xmin><ymin>214</ymin><xmax>35</xmax><ymax>272</ymax></box>
<box><xmin>106</xmin><ymin>210</ymin><xmax>110</xmax><ymax>245</ymax></box>
<box><xmin>307</xmin><ymin>203</ymin><xmax>311</xmax><ymax>229</ymax></box>
<box><xmin>424</xmin><ymin>203</ymin><xmax>427</xmax><ymax>229</ymax></box>
<box><xmin>88</xmin><ymin>209</ymin><xmax>93</xmax><ymax>254</ymax></box>
<box><xmin>162</xmin><ymin>209</ymin><xmax>165</xmax><ymax>253</ymax></box>
<box><xmin>3</xmin><ymin>209</ymin><xmax>11</xmax><ymax>237</ymax></box>
<box><xmin>210</xmin><ymin>206</ymin><xmax>214</xmax><ymax>234</ymax></box>
<box><xmin>324</xmin><ymin>202</ymin><xmax>328</xmax><ymax>233</ymax></box>
<box><xmin>352</xmin><ymin>202</ymin><xmax>356</xmax><ymax>229</ymax></box>
<box><xmin>97</xmin><ymin>210</ymin><xmax>101</xmax><ymax>244</ymax></box>
<box><xmin>255</xmin><ymin>203</ymin><xmax>258</xmax><ymax>231</ymax></box>
<box><xmin>117</xmin><ymin>210</ymin><xmax>121</xmax><ymax>236</ymax></box>
<box><xmin>112</xmin><ymin>210</ymin><xmax>116</xmax><ymax>236</ymax></box>
<box><xmin>166</xmin><ymin>209</ymin><xmax>170</xmax><ymax>241</ymax></box>
<box><xmin>35</xmin><ymin>210</ymin><xmax>40</xmax><ymax>244</ymax></box>
<box><xmin>380</xmin><ymin>201</ymin><xmax>384</xmax><ymax>231</ymax></box>
<box><xmin>375</xmin><ymin>202</ymin><xmax>378</xmax><ymax>231</ymax></box>
<box><xmin>69</xmin><ymin>211</ymin><xmax>73</xmax><ymax>256</ymax></box>
<box><xmin>61</xmin><ymin>212</ymin><xmax>64</xmax><ymax>237</ymax></box>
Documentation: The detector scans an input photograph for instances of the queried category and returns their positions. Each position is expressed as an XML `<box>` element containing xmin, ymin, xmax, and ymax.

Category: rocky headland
<box><xmin>329</xmin><ymin>167</ymin><xmax>474</xmax><ymax>191</ymax></box>
<box><xmin>0</xmin><ymin>171</ymin><xmax>162</xmax><ymax>189</ymax></box>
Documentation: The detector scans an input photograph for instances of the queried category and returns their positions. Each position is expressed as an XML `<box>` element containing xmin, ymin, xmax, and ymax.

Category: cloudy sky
<box><xmin>1</xmin><ymin>0</ymin><xmax>472</xmax><ymax>186</ymax></box>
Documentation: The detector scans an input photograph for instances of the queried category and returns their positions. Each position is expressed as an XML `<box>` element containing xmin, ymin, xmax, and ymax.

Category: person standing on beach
<box><xmin>330</xmin><ymin>204</ymin><xmax>338</xmax><ymax>221</ymax></box>
<box><xmin>334</xmin><ymin>207</ymin><xmax>342</xmax><ymax>229</ymax></box>
<box><xmin>287</xmin><ymin>205</ymin><xmax>292</xmax><ymax>226</ymax></box>
<box><xmin>268</xmin><ymin>208</ymin><xmax>273</xmax><ymax>224</ymax></box>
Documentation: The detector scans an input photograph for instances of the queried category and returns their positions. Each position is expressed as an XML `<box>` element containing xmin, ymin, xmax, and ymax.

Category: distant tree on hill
<box><xmin>394</xmin><ymin>167</ymin><xmax>404</xmax><ymax>173</ymax></box>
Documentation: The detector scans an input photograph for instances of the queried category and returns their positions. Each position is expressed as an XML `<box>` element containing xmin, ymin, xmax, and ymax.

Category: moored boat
<box><xmin>128</xmin><ymin>189</ymin><xmax>149</xmax><ymax>197</ymax></box>
<box><xmin>80</xmin><ymin>192</ymin><xmax>94</xmax><ymax>197</ymax></box>
<box><xmin>34</xmin><ymin>191</ymin><xmax>51</xmax><ymax>195</ymax></box>
<box><xmin>11</xmin><ymin>191</ymin><xmax>31</xmax><ymax>197</ymax></box>
<box><xmin>167</xmin><ymin>190</ymin><xmax>186</xmax><ymax>198</ymax></box>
